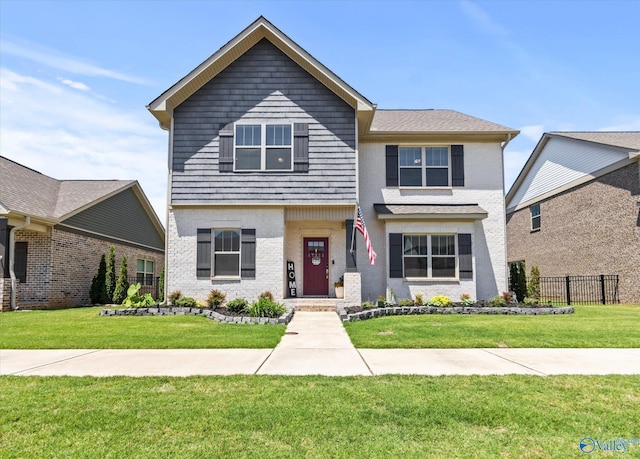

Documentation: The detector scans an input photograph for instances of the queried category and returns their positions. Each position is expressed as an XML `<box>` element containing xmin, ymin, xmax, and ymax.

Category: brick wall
<box><xmin>506</xmin><ymin>162</ymin><xmax>640</xmax><ymax>303</ymax></box>
<box><xmin>12</xmin><ymin>227</ymin><xmax>164</xmax><ymax>310</ymax></box>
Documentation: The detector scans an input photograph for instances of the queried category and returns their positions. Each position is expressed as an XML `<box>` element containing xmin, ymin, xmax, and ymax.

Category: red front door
<box><xmin>303</xmin><ymin>238</ymin><xmax>329</xmax><ymax>296</ymax></box>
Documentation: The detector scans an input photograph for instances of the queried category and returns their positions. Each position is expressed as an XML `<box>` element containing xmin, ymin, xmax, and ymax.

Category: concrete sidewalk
<box><xmin>1</xmin><ymin>311</ymin><xmax>639</xmax><ymax>377</ymax></box>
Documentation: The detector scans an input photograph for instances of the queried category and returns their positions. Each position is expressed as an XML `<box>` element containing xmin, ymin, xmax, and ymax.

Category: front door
<box><xmin>303</xmin><ymin>237</ymin><xmax>329</xmax><ymax>296</ymax></box>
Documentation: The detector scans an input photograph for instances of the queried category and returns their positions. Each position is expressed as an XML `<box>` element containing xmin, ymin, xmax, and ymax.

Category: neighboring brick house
<box><xmin>148</xmin><ymin>17</ymin><xmax>518</xmax><ymax>305</ymax></box>
<box><xmin>505</xmin><ymin>132</ymin><xmax>640</xmax><ymax>303</ymax></box>
<box><xmin>0</xmin><ymin>157</ymin><xmax>165</xmax><ymax>311</ymax></box>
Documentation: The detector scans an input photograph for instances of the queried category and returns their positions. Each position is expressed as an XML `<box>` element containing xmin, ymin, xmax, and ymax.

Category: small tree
<box><xmin>105</xmin><ymin>245</ymin><xmax>116</xmax><ymax>304</ymax></box>
<box><xmin>528</xmin><ymin>265</ymin><xmax>541</xmax><ymax>300</ymax></box>
<box><xmin>158</xmin><ymin>264</ymin><xmax>165</xmax><ymax>303</ymax></box>
<box><xmin>89</xmin><ymin>254</ymin><xmax>108</xmax><ymax>304</ymax></box>
<box><xmin>113</xmin><ymin>254</ymin><xmax>129</xmax><ymax>304</ymax></box>
<box><xmin>509</xmin><ymin>261</ymin><xmax>527</xmax><ymax>303</ymax></box>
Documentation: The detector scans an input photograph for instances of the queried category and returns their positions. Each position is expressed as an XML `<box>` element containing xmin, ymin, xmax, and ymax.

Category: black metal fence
<box><xmin>127</xmin><ymin>276</ymin><xmax>160</xmax><ymax>300</ymax></box>
<box><xmin>513</xmin><ymin>275</ymin><xmax>620</xmax><ymax>305</ymax></box>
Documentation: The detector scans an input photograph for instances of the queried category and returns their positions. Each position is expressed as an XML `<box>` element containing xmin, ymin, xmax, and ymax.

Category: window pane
<box><xmin>404</xmin><ymin>235</ymin><xmax>427</xmax><ymax>255</ymax></box>
<box><xmin>235</xmin><ymin>148</ymin><xmax>261</xmax><ymax>170</ymax></box>
<box><xmin>426</xmin><ymin>147</ymin><xmax>448</xmax><ymax>166</ymax></box>
<box><xmin>532</xmin><ymin>215</ymin><xmax>541</xmax><ymax>230</ymax></box>
<box><xmin>432</xmin><ymin>257</ymin><xmax>456</xmax><ymax>277</ymax></box>
<box><xmin>432</xmin><ymin>235</ymin><xmax>455</xmax><ymax>256</ymax></box>
<box><xmin>266</xmin><ymin>148</ymin><xmax>292</xmax><ymax>169</ymax></box>
<box><xmin>399</xmin><ymin>148</ymin><xmax>422</xmax><ymax>166</ymax></box>
<box><xmin>145</xmin><ymin>261</ymin><xmax>154</xmax><ymax>274</ymax></box>
<box><xmin>214</xmin><ymin>230</ymin><xmax>240</xmax><ymax>252</ymax></box>
<box><xmin>136</xmin><ymin>259</ymin><xmax>145</xmax><ymax>272</ymax></box>
<box><xmin>266</xmin><ymin>125</ymin><xmax>291</xmax><ymax>146</ymax></box>
<box><xmin>236</xmin><ymin>125</ymin><xmax>261</xmax><ymax>146</ymax></box>
<box><xmin>404</xmin><ymin>257</ymin><xmax>427</xmax><ymax>277</ymax></box>
<box><xmin>425</xmin><ymin>168</ymin><xmax>449</xmax><ymax>186</ymax></box>
<box><xmin>214</xmin><ymin>254</ymin><xmax>240</xmax><ymax>276</ymax></box>
<box><xmin>400</xmin><ymin>168</ymin><xmax>422</xmax><ymax>186</ymax></box>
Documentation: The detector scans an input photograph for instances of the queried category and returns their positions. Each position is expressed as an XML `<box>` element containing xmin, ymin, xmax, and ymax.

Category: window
<box><xmin>213</xmin><ymin>229</ymin><xmax>241</xmax><ymax>277</ymax></box>
<box><xmin>15</xmin><ymin>241</ymin><xmax>27</xmax><ymax>283</ymax></box>
<box><xmin>136</xmin><ymin>259</ymin><xmax>154</xmax><ymax>286</ymax></box>
<box><xmin>399</xmin><ymin>146</ymin><xmax>450</xmax><ymax>187</ymax></box>
<box><xmin>402</xmin><ymin>234</ymin><xmax>456</xmax><ymax>278</ymax></box>
<box><xmin>531</xmin><ymin>204</ymin><xmax>541</xmax><ymax>231</ymax></box>
<box><xmin>235</xmin><ymin>124</ymin><xmax>292</xmax><ymax>171</ymax></box>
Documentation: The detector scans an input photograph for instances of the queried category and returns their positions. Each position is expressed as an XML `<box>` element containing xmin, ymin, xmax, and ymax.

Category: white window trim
<box><xmin>212</xmin><ymin>228</ymin><xmax>242</xmax><ymax>279</ymax></box>
<box><xmin>398</xmin><ymin>146</ymin><xmax>452</xmax><ymax>188</ymax></box>
<box><xmin>530</xmin><ymin>204</ymin><xmax>541</xmax><ymax>231</ymax></box>
<box><xmin>233</xmin><ymin>122</ymin><xmax>293</xmax><ymax>172</ymax></box>
<box><xmin>402</xmin><ymin>233</ymin><xmax>458</xmax><ymax>280</ymax></box>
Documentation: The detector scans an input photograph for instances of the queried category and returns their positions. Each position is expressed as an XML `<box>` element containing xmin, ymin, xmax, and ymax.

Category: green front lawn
<box><xmin>0</xmin><ymin>307</ymin><xmax>285</xmax><ymax>349</ymax></box>
<box><xmin>1</xmin><ymin>375</ymin><xmax>638</xmax><ymax>458</ymax></box>
<box><xmin>344</xmin><ymin>304</ymin><xmax>640</xmax><ymax>348</ymax></box>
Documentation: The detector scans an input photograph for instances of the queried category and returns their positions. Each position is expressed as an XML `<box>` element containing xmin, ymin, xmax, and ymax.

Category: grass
<box><xmin>0</xmin><ymin>307</ymin><xmax>285</xmax><ymax>349</ymax></box>
<box><xmin>344</xmin><ymin>304</ymin><xmax>640</xmax><ymax>348</ymax></box>
<box><xmin>1</xmin><ymin>375</ymin><xmax>639</xmax><ymax>458</ymax></box>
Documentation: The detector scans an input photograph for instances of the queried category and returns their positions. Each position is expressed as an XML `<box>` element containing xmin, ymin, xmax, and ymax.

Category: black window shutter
<box><xmin>345</xmin><ymin>219</ymin><xmax>357</xmax><ymax>272</ymax></box>
<box><xmin>293</xmin><ymin>123</ymin><xmax>309</xmax><ymax>172</ymax></box>
<box><xmin>458</xmin><ymin>233</ymin><xmax>472</xmax><ymax>279</ymax></box>
<box><xmin>389</xmin><ymin>233</ymin><xmax>403</xmax><ymax>278</ymax></box>
<box><xmin>219</xmin><ymin>123</ymin><xmax>234</xmax><ymax>172</ymax></box>
<box><xmin>385</xmin><ymin>145</ymin><xmax>399</xmax><ymax>186</ymax></box>
<box><xmin>241</xmin><ymin>229</ymin><xmax>256</xmax><ymax>279</ymax></box>
<box><xmin>451</xmin><ymin>145</ymin><xmax>465</xmax><ymax>187</ymax></box>
<box><xmin>15</xmin><ymin>241</ymin><xmax>28</xmax><ymax>283</ymax></box>
<box><xmin>196</xmin><ymin>229</ymin><xmax>211</xmax><ymax>278</ymax></box>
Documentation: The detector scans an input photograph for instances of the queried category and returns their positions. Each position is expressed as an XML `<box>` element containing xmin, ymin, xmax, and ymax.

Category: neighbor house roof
<box><xmin>148</xmin><ymin>16</ymin><xmax>375</xmax><ymax>133</ymax></box>
<box><xmin>0</xmin><ymin>157</ymin><xmax>164</xmax><ymax>246</ymax></box>
<box><xmin>506</xmin><ymin>131</ymin><xmax>640</xmax><ymax>212</ymax></box>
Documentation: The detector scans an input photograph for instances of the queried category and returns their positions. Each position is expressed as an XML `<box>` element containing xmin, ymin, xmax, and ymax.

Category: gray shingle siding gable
<box><xmin>61</xmin><ymin>187</ymin><xmax>164</xmax><ymax>250</ymax></box>
<box><xmin>171</xmin><ymin>39</ymin><xmax>356</xmax><ymax>204</ymax></box>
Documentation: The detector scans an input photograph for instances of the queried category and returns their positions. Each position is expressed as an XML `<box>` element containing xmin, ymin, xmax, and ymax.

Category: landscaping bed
<box><xmin>339</xmin><ymin>304</ymin><xmax>574</xmax><ymax>322</ymax></box>
<box><xmin>101</xmin><ymin>305</ymin><xmax>294</xmax><ymax>325</ymax></box>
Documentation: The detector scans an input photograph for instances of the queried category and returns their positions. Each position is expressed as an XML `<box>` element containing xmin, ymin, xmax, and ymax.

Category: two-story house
<box><xmin>148</xmin><ymin>17</ymin><xmax>518</xmax><ymax>305</ymax></box>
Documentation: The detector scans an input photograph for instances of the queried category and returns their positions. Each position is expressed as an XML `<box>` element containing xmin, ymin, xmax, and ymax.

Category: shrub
<box><xmin>509</xmin><ymin>261</ymin><xmax>528</xmax><ymax>303</ymax></box>
<box><xmin>428</xmin><ymin>295</ymin><xmax>453</xmax><ymax>307</ymax></box>
<box><xmin>175</xmin><ymin>296</ymin><xmax>197</xmax><ymax>308</ymax></box>
<box><xmin>248</xmin><ymin>297</ymin><xmax>285</xmax><ymax>318</ymax></box>
<box><xmin>259</xmin><ymin>291</ymin><xmax>274</xmax><ymax>301</ymax></box>
<box><xmin>398</xmin><ymin>298</ymin><xmax>413</xmax><ymax>307</ymax></box>
<box><xmin>523</xmin><ymin>297</ymin><xmax>541</xmax><ymax>306</ymax></box>
<box><xmin>112</xmin><ymin>255</ymin><xmax>129</xmax><ymax>304</ymax></box>
<box><xmin>168</xmin><ymin>290</ymin><xmax>182</xmax><ymax>304</ymax></box>
<box><xmin>501</xmin><ymin>291</ymin><xmax>515</xmax><ymax>304</ymax></box>
<box><xmin>227</xmin><ymin>298</ymin><xmax>249</xmax><ymax>313</ymax></box>
<box><xmin>122</xmin><ymin>283</ymin><xmax>156</xmax><ymax>308</ymax></box>
<box><xmin>89</xmin><ymin>254</ymin><xmax>108</xmax><ymax>304</ymax></box>
<box><xmin>361</xmin><ymin>301</ymin><xmax>376</xmax><ymax>310</ymax></box>
<box><xmin>528</xmin><ymin>265</ymin><xmax>541</xmax><ymax>300</ymax></box>
<box><xmin>334</xmin><ymin>275</ymin><xmax>344</xmax><ymax>288</ymax></box>
<box><xmin>158</xmin><ymin>265</ymin><xmax>165</xmax><ymax>303</ymax></box>
<box><xmin>489</xmin><ymin>295</ymin><xmax>506</xmax><ymax>307</ymax></box>
<box><xmin>460</xmin><ymin>293</ymin><xmax>475</xmax><ymax>306</ymax></box>
<box><xmin>207</xmin><ymin>289</ymin><xmax>226</xmax><ymax>307</ymax></box>
<box><xmin>105</xmin><ymin>245</ymin><xmax>116</xmax><ymax>303</ymax></box>
<box><xmin>414</xmin><ymin>294</ymin><xmax>424</xmax><ymax>306</ymax></box>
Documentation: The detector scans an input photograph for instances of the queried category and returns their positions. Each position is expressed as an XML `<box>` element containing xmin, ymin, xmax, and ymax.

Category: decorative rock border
<box><xmin>100</xmin><ymin>306</ymin><xmax>294</xmax><ymax>325</ymax></box>
<box><xmin>338</xmin><ymin>305</ymin><xmax>574</xmax><ymax>322</ymax></box>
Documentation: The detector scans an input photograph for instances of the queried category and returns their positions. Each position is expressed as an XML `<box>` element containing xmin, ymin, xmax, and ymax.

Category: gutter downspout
<box><xmin>9</xmin><ymin>216</ymin><xmax>30</xmax><ymax>310</ymax></box>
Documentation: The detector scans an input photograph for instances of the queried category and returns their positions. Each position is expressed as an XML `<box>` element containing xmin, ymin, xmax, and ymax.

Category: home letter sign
<box><xmin>286</xmin><ymin>260</ymin><xmax>297</xmax><ymax>298</ymax></box>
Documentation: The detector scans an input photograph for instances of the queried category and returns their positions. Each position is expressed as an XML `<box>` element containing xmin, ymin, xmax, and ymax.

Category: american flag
<box><xmin>356</xmin><ymin>205</ymin><xmax>377</xmax><ymax>265</ymax></box>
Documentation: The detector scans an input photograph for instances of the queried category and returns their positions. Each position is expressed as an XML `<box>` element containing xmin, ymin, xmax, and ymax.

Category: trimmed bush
<box><xmin>248</xmin><ymin>297</ymin><xmax>285</xmax><ymax>318</ymax></box>
<box><xmin>175</xmin><ymin>296</ymin><xmax>197</xmax><ymax>308</ymax></box>
<box><xmin>158</xmin><ymin>265</ymin><xmax>165</xmax><ymax>303</ymax></box>
<box><xmin>89</xmin><ymin>254</ymin><xmax>108</xmax><ymax>304</ymax></box>
<box><xmin>529</xmin><ymin>265</ymin><xmax>541</xmax><ymax>300</ymax></box>
<box><xmin>227</xmin><ymin>298</ymin><xmax>249</xmax><ymax>313</ymax></box>
<box><xmin>168</xmin><ymin>291</ymin><xmax>182</xmax><ymax>304</ymax></box>
<box><xmin>112</xmin><ymin>255</ymin><xmax>129</xmax><ymax>304</ymax></box>
<box><xmin>105</xmin><ymin>245</ymin><xmax>116</xmax><ymax>303</ymax></box>
<box><xmin>414</xmin><ymin>294</ymin><xmax>424</xmax><ymax>306</ymax></box>
<box><xmin>489</xmin><ymin>295</ymin><xmax>506</xmax><ymax>307</ymax></box>
<box><xmin>428</xmin><ymin>295</ymin><xmax>453</xmax><ymax>307</ymax></box>
<box><xmin>398</xmin><ymin>298</ymin><xmax>413</xmax><ymax>307</ymax></box>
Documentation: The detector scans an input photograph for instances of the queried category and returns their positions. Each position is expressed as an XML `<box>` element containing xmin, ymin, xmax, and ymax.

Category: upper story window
<box><xmin>399</xmin><ymin>146</ymin><xmax>450</xmax><ymax>187</ymax></box>
<box><xmin>530</xmin><ymin>203</ymin><xmax>541</xmax><ymax>231</ymax></box>
<box><xmin>235</xmin><ymin>124</ymin><xmax>292</xmax><ymax>171</ymax></box>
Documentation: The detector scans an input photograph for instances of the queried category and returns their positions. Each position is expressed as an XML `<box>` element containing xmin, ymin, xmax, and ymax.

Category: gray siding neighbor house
<box><xmin>0</xmin><ymin>156</ymin><xmax>165</xmax><ymax>311</ymax></box>
<box><xmin>506</xmin><ymin>132</ymin><xmax>640</xmax><ymax>303</ymax></box>
<box><xmin>149</xmin><ymin>17</ymin><xmax>518</xmax><ymax>306</ymax></box>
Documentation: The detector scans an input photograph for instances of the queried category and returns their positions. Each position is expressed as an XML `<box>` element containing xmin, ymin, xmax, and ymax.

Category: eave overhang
<box><xmin>374</xmin><ymin>203</ymin><xmax>488</xmax><ymax>221</ymax></box>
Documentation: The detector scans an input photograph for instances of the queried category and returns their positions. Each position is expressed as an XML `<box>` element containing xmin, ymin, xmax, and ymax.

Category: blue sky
<box><xmin>1</xmin><ymin>0</ymin><xmax>639</xmax><ymax>220</ymax></box>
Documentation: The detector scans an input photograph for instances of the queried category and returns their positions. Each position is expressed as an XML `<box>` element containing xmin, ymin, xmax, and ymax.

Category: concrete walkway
<box><xmin>2</xmin><ymin>311</ymin><xmax>639</xmax><ymax>377</ymax></box>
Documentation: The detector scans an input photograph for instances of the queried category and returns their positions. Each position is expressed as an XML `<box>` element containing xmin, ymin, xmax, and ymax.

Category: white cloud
<box><xmin>0</xmin><ymin>68</ymin><xmax>167</xmax><ymax>223</ymax></box>
<box><xmin>58</xmin><ymin>78</ymin><xmax>90</xmax><ymax>91</ymax></box>
<box><xmin>1</xmin><ymin>35</ymin><xmax>151</xmax><ymax>85</ymax></box>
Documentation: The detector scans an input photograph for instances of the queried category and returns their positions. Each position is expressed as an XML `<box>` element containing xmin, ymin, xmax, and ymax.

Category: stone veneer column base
<box><xmin>343</xmin><ymin>272</ymin><xmax>361</xmax><ymax>306</ymax></box>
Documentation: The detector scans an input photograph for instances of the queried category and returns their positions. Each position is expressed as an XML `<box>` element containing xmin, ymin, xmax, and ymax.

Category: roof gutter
<box><xmin>501</xmin><ymin>132</ymin><xmax>514</xmax><ymax>153</ymax></box>
<box><xmin>9</xmin><ymin>216</ymin><xmax>30</xmax><ymax>310</ymax></box>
